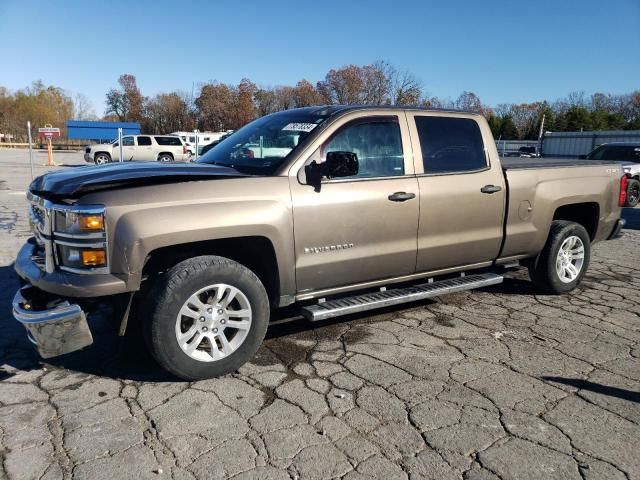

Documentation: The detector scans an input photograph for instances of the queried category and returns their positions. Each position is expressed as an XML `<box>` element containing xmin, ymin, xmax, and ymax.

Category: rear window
<box><xmin>414</xmin><ymin>116</ymin><xmax>486</xmax><ymax>174</ymax></box>
<box><xmin>155</xmin><ymin>136</ymin><xmax>182</xmax><ymax>146</ymax></box>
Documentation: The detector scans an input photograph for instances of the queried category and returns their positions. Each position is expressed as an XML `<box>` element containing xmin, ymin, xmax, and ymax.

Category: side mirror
<box><xmin>578</xmin><ymin>154</ymin><xmax>587</xmax><ymax>159</ymax></box>
<box><xmin>324</xmin><ymin>151</ymin><xmax>359</xmax><ymax>179</ymax></box>
<box><xmin>304</xmin><ymin>151</ymin><xmax>359</xmax><ymax>192</ymax></box>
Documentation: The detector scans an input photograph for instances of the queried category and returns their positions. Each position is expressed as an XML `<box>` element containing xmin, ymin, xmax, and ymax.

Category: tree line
<box><xmin>1</xmin><ymin>61</ymin><xmax>639</xmax><ymax>142</ymax></box>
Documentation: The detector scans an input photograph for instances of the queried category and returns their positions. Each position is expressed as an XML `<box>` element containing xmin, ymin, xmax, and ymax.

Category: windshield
<box><xmin>586</xmin><ymin>145</ymin><xmax>640</xmax><ymax>163</ymax></box>
<box><xmin>196</xmin><ymin>112</ymin><xmax>330</xmax><ymax>174</ymax></box>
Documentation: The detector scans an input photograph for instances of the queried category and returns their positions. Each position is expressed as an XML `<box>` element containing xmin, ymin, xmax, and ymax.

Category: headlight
<box><xmin>52</xmin><ymin>206</ymin><xmax>108</xmax><ymax>273</ymax></box>
<box><xmin>54</xmin><ymin>211</ymin><xmax>105</xmax><ymax>234</ymax></box>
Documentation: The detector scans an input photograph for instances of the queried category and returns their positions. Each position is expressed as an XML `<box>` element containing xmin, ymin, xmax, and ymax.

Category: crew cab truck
<box><xmin>13</xmin><ymin>106</ymin><xmax>627</xmax><ymax>380</ymax></box>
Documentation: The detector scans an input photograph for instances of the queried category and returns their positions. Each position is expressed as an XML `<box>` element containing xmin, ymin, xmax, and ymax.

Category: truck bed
<box><xmin>501</xmin><ymin>157</ymin><xmax>622</xmax><ymax>170</ymax></box>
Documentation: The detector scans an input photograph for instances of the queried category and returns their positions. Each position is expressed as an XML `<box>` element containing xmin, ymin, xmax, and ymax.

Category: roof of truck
<box><xmin>282</xmin><ymin>105</ymin><xmax>481</xmax><ymax>117</ymax></box>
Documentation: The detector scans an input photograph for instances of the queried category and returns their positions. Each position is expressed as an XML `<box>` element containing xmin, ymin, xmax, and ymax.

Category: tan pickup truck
<box><xmin>13</xmin><ymin>106</ymin><xmax>627</xmax><ymax>380</ymax></box>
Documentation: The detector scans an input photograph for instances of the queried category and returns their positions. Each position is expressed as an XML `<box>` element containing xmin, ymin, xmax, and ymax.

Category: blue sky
<box><xmin>1</xmin><ymin>0</ymin><xmax>638</xmax><ymax>115</ymax></box>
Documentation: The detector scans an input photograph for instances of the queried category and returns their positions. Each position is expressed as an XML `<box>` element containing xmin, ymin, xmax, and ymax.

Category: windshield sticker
<box><xmin>282</xmin><ymin>122</ymin><xmax>318</xmax><ymax>132</ymax></box>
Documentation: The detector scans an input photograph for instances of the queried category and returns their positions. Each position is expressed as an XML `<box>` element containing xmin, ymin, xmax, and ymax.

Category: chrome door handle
<box><xmin>388</xmin><ymin>192</ymin><xmax>416</xmax><ymax>202</ymax></box>
<box><xmin>480</xmin><ymin>185</ymin><xmax>502</xmax><ymax>194</ymax></box>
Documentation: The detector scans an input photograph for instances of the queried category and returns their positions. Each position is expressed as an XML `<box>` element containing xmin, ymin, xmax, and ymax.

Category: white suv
<box><xmin>84</xmin><ymin>135</ymin><xmax>190</xmax><ymax>165</ymax></box>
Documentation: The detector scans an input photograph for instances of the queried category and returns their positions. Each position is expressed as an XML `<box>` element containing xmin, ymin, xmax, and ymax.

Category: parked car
<box><xmin>582</xmin><ymin>142</ymin><xmax>640</xmax><ymax>207</ymax></box>
<box><xmin>15</xmin><ymin>106</ymin><xmax>626</xmax><ymax>380</ymax></box>
<box><xmin>199</xmin><ymin>131</ymin><xmax>235</xmax><ymax>156</ymax></box>
<box><xmin>172</xmin><ymin>131</ymin><xmax>228</xmax><ymax>156</ymax></box>
<box><xmin>84</xmin><ymin>135</ymin><xmax>190</xmax><ymax>164</ymax></box>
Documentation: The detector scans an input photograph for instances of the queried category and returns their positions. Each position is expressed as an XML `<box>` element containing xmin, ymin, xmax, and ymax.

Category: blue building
<box><xmin>67</xmin><ymin>120</ymin><xmax>141</xmax><ymax>142</ymax></box>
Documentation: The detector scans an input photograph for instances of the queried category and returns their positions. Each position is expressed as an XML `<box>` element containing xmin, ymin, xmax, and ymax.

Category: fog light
<box><xmin>81</xmin><ymin>249</ymin><xmax>106</xmax><ymax>267</ymax></box>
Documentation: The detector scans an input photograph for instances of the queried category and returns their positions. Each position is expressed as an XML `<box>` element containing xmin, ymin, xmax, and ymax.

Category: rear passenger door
<box><xmin>406</xmin><ymin>113</ymin><xmax>506</xmax><ymax>272</ymax></box>
<box><xmin>136</xmin><ymin>135</ymin><xmax>154</xmax><ymax>161</ymax></box>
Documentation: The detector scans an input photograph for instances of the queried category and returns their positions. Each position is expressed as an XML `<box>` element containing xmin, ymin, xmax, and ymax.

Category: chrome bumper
<box><xmin>12</xmin><ymin>286</ymin><xmax>93</xmax><ymax>359</ymax></box>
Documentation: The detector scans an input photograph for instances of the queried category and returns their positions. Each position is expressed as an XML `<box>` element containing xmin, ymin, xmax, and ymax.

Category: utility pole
<box><xmin>537</xmin><ymin>114</ymin><xmax>546</xmax><ymax>157</ymax></box>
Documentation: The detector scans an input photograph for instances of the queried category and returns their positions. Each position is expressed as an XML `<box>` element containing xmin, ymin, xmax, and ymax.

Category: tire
<box><xmin>528</xmin><ymin>220</ymin><xmax>591</xmax><ymax>294</ymax></box>
<box><xmin>94</xmin><ymin>153</ymin><xmax>111</xmax><ymax>165</ymax></box>
<box><xmin>145</xmin><ymin>255</ymin><xmax>270</xmax><ymax>380</ymax></box>
<box><xmin>626</xmin><ymin>178</ymin><xmax>640</xmax><ymax>207</ymax></box>
<box><xmin>157</xmin><ymin>153</ymin><xmax>174</xmax><ymax>163</ymax></box>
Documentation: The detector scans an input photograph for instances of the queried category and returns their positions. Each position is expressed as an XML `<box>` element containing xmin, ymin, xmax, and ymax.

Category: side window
<box><xmin>122</xmin><ymin>136</ymin><xmax>134</xmax><ymax>146</ymax></box>
<box><xmin>137</xmin><ymin>136</ymin><xmax>152</xmax><ymax>146</ymax></box>
<box><xmin>415</xmin><ymin>116</ymin><xmax>486</xmax><ymax>174</ymax></box>
<box><xmin>155</xmin><ymin>136</ymin><xmax>182</xmax><ymax>146</ymax></box>
<box><xmin>322</xmin><ymin>117</ymin><xmax>404</xmax><ymax>178</ymax></box>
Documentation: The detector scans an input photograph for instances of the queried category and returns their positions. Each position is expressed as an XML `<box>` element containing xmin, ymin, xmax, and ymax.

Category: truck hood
<box><xmin>30</xmin><ymin>162</ymin><xmax>247</xmax><ymax>201</ymax></box>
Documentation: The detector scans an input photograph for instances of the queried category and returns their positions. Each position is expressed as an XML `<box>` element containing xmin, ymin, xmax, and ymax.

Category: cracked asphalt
<box><xmin>1</xmin><ymin>150</ymin><xmax>639</xmax><ymax>480</ymax></box>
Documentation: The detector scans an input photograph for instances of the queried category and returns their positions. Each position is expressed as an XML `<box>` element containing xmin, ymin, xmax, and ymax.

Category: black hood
<box><xmin>29</xmin><ymin>162</ymin><xmax>247</xmax><ymax>200</ymax></box>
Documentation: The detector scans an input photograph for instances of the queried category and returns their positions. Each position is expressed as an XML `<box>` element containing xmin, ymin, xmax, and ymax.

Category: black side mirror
<box><xmin>325</xmin><ymin>151</ymin><xmax>359</xmax><ymax>179</ymax></box>
<box><xmin>304</xmin><ymin>151</ymin><xmax>359</xmax><ymax>192</ymax></box>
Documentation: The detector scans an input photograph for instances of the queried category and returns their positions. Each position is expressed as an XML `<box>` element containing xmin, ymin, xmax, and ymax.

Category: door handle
<box><xmin>388</xmin><ymin>192</ymin><xmax>416</xmax><ymax>202</ymax></box>
<box><xmin>480</xmin><ymin>185</ymin><xmax>502</xmax><ymax>194</ymax></box>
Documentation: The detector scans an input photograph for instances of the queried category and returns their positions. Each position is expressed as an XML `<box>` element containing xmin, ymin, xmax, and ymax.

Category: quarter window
<box><xmin>322</xmin><ymin>117</ymin><xmax>404</xmax><ymax>178</ymax></box>
<box><xmin>155</xmin><ymin>136</ymin><xmax>182</xmax><ymax>146</ymax></box>
<box><xmin>415</xmin><ymin>116</ymin><xmax>486</xmax><ymax>174</ymax></box>
<box><xmin>137</xmin><ymin>136</ymin><xmax>152</xmax><ymax>146</ymax></box>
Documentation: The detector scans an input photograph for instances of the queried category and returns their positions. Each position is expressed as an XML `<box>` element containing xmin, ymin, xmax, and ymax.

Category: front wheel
<box><xmin>528</xmin><ymin>220</ymin><xmax>591</xmax><ymax>294</ymax></box>
<box><xmin>94</xmin><ymin>153</ymin><xmax>111</xmax><ymax>165</ymax></box>
<box><xmin>145</xmin><ymin>256</ymin><xmax>269</xmax><ymax>380</ymax></box>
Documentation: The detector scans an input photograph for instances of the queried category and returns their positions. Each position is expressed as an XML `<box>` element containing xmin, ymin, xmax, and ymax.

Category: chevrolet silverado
<box><xmin>13</xmin><ymin>106</ymin><xmax>627</xmax><ymax>379</ymax></box>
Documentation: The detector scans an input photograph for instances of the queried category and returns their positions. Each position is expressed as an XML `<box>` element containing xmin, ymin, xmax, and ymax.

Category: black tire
<box><xmin>145</xmin><ymin>255</ymin><xmax>269</xmax><ymax>380</ymax></box>
<box><xmin>94</xmin><ymin>153</ymin><xmax>111</xmax><ymax>165</ymax></box>
<box><xmin>626</xmin><ymin>178</ymin><xmax>640</xmax><ymax>207</ymax></box>
<box><xmin>157</xmin><ymin>153</ymin><xmax>174</xmax><ymax>162</ymax></box>
<box><xmin>528</xmin><ymin>220</ymin><xmax>591</xmax><ymax>294</ymax></box>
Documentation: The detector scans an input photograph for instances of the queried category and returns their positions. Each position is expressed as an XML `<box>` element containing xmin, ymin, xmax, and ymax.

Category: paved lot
<box><xmin>1</xmin><ymin>149</ymin><xmax>639</xmax><ymax>480</ymax></box>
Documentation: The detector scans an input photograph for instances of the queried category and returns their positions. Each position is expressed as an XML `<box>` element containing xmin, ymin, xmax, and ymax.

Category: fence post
<box><xmin>118</xmin><ymin>128</ymin><xmax>123</xmax><ymax>162</ymax></box>
<box><xmin>27</xmin><ymin>121</ymin><xmax>34</xmax><ymax>180</ymax></box>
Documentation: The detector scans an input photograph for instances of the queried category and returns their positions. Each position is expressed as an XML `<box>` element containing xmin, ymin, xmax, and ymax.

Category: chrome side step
<box><xmin>301</xmin><ymin>273</ymin><xmax>503</xmax><ymax>322</ymax></box>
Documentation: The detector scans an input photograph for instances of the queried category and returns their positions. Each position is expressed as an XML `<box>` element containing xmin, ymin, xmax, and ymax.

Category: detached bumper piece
<box><xmin>12</xmin><ymin>286</ymin><xmax>93</xmax><ymax>359</ymax></box>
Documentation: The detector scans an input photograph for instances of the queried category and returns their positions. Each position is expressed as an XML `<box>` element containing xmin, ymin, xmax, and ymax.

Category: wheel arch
<box><xmin>552</xmin><ymin>202</ymin><xmax>600</xmax><ymax>240</ymax></box>
<box><xmin>142</xmin><ymin>236</ymin><xmax>281</xmax><ymax>307</ymax></box>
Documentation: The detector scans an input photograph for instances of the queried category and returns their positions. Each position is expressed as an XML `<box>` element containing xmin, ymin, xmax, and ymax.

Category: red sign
<box><xmin>38</xmin><ymin>126</ymin><xmax>61</xmax><ymax>138</ymax></box>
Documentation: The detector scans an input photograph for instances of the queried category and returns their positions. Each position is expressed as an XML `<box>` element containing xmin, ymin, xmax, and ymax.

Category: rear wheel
<box><xmin>157</xmin><ymin>153</ymin><xmax>174</xmax><ymax>162</ymax></box>
<box><xmin>528</xmin><ymin>220</ymin><xmax>591</xmax><ymax>294</ymax></box>
<box><xmin>94</xmin><ymin>153</ymin><xmax>111</xmax><ymax>165</ymax></box>
<box><xmin>626</xmin><ymin>178</ymin><xmax>640</xmax><ymax>207</ymax></box>
<box><xmin>145</xmin><ymin>256</ymin><xmax>269</xmax><ymax>380</ymax></box>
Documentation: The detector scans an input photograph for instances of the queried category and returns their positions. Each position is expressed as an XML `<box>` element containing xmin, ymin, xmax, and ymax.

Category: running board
<box><xmin>301</xmin><ymin>273</ymin><xmax>503</xmax><ymax>322</ymax></box>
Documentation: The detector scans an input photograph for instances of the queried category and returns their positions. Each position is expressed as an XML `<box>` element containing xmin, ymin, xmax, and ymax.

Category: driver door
<box><xmin>290</xmin><ymin>114</ymin><xmax>419</xmax><ymax>294</ymax></box>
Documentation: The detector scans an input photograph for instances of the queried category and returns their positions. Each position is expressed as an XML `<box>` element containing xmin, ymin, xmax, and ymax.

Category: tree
<box><xmin>74</xmin><ymin>93</ymin><xmax>96</xmax><ymax>120</ymax></box>
<box><xmin>195</xmin><ymin>82</ymin><xmax>235</xmax><ymax>131</ymax></box>
<box><xmin>143</xmin><ymin>92</ymin><xmax>194</xmax><ymax>134</ymax></box>
<box><xmin>105</xmin><ymin>74</ymin><xmax>145</xmax><ymax>121</ymax></box>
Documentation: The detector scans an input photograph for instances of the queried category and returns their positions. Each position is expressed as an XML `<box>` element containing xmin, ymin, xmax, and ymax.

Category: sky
<box><xmin>1</xmin><ymin>0</ymin><xmax>639</xmax><ymax>116</ymax></box>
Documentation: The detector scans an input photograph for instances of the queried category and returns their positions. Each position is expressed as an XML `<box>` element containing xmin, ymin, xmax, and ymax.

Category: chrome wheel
<box><xmin>95</xmin><ymin>154</ymin><xmax>109</xmax><ymax>165</ymax></box>
<box><xmin>628</xmin><ymin>180</ymin><xmax>639</xmax><ymax>206</ymax></box>
<box><xmin>175</xmin><ymin>283</ymin><xmax>252</xmax><ymax>362</ymax></box>
<box><xmin>555</xmin><ymin>235</ymin><xmax>585</xmax><ymax>283</ymax></box>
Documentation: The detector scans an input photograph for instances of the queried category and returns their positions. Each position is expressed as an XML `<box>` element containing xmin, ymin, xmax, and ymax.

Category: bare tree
<box><xmin>73</xmin><ymin>93</ymin><xmax>97</xmax><ymax>120</ymax></box>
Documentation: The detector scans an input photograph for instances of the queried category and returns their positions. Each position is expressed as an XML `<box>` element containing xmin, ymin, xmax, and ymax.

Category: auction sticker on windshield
<box><xmin>282</xmin><ymin>122</ymin><xmax>318</xmax><ymax>132</ymax></box>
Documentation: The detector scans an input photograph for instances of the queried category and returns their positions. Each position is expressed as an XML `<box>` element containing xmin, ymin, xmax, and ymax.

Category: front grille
<box><xmin>85</xmin><ymin>147</ymin><xmax>91</xmax><ymax>154</ymax></box>
<box><xmin>27</xmin><ymin>192</ymin><xmax>54</xmax><ymax>273</ymax></box>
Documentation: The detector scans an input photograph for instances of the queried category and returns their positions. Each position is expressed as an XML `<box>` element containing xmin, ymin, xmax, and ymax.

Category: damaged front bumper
<box><xmin>12</xmin><ymin>286</ymin><xmax>93</xmax><ymax>359</ymax></box>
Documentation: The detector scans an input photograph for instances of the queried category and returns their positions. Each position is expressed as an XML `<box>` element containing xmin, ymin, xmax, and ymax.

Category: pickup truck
<box><xmin>581</xmin><ymin>142</ymin><xmax>640</xmax><ymax>207</ymax></box>
<box><xmin>13</xmin><ymin>106</ymin><xmax>627</xmax><ymax>380</ymax></box>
